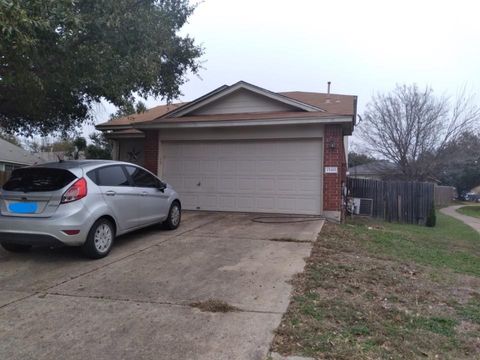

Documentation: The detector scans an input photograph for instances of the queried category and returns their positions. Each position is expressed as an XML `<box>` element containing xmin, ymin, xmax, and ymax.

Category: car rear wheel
<box><xmin>163</xmin><ymin>202</ymin><xmax>181</xmax><ymax>230</ymax></box>
<box><xmin>1</xmin><ymin>243</ymin><xmax>32</xmax><ymax>252</ymax></box>
<box><xmin>82</xmin><ymin>218</ymin><xmax>115</xmax><ymax>259</ymax></box>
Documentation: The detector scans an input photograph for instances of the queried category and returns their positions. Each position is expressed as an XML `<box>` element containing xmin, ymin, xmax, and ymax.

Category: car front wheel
<box><xmin>164</xmin><ymin>202</ymin><xmax>181</xmax><ymax>230</ymax></box>
<box><xmin>82</xmin><ymin>218</ymin><xmax>115</xmax><ymax>259</ymax></box>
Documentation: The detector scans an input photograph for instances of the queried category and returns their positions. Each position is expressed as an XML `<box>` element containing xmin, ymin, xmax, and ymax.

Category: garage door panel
<box><xmin>255</xmin><ymin>197</ymin><xmax>275</xmax><ymax>212</ymax></box>
<box><xmin>296</xmin><ymin>178</ymin><xmax>320</xmax><ymax>193</ymax></box>
<box><xmin>256</xmin><ymin>177</ymin><xmax>276</xmax><ymax>193</ymax></box>
<box><xmin>256</xmin><ymin>160</ymin><xmax>278</xmax><ymax>175</ymax></box>
<box><xmin>296</xmin><ymin>159</ymin><xmax>320</xmax><ymax>174</ymax></box>
<box><xmin>275</xmin><ymin>197</ymin><xmax>298</xmax><ymax>212</ymax></box>
<box><xmin>277</xmin><ymin>178</ymin><xmax>297</xmax><ymax>192</ymax></box>
<box><xmin>201</xmin><ymin>160</ymin><xmax>217</xmax><ymax>173</ymax></box>
<box><xmin>237</xmin><ymin>197</ymin><xmax>255</xmax><ymax>211</ymax></box>
<box><xmin>202</xmin><ymin>177</ymin><xmax>217</xmax><ymax>191</ymax></box>
<box><xmin>197</xmin><ymin>194</ymin><xmax>218</xmax><ymax>210</ymax></box>
<box><xmin>183</xmin><ymin>160</ymin><xmax>200</xmax><ymax>174</ymax></box>
<box><xmin>294</xmin><ymin>197</ymin><xmax>320</xmax><ymax>213</ymax></box>
<box><xmin>181</xmin><ymin>194</ymin><xmax>198</xmax><ymax>209</ymax></box>
<box><xmin>163</xmin><ymin>139</ymin><xmax>322</xmax><ymax>215</ymax></box>
<box><xmin>237</xmin><ymin>160</ymin><xmax>255</xmax><ymax>173</ymax></box>
<box><xmin>217</xmin><ymin>177</ymin><xmax>236</xmax><ymax>192</ymax></box>
<box><xmin>218</xmin><ymin>195</ymin><xmax>236</xmax><ymax>210</ymax></box>
<box><xmin>218</xmin><ymin>160</ymin><xmax>236</xmax><ymax>174</ymax></box>
<box><xmin>165</xmin><ymin>175</ymin><xmax>182</xmax><ymax>187</ymax></box>
<box><xmin>164</xmin><ymin>159</ymin><xmax>182</xmax><ymax>176</ymax></box>
<box><xmin>183</xmin><ymin>177</ymin><xmax>201</xmax><ymax>192</ymax></box>
<box><xmin>238</xmin><ymin>178</ymin><xmax>256</xmax><ymax>192</ymax></box>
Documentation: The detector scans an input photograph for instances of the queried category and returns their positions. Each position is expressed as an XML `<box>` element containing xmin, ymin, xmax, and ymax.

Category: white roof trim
<box><xmin>163</xmin><ymin>81</ymin><xmax>325</xmax><ymax>118</ymax></box>
<box><xmin>134</xmin><ymin>116</ymin><xmax>351</xmax><ymax>129</ymax></box>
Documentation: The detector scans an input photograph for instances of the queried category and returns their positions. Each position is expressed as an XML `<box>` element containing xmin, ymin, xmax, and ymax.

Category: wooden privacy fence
<box><xmin>347</xmin><ymin>177</ymin><xmax>435</xmax><ymax>225</ymax></box>
<box><xmin>434</xmin><ymin>185</ymin><xmax>455</xmax><ymax>207</ymax></box>
<box><xmin>0</xmin><ymin>171</ymin><xmax>11</xmax><ymax>186</ymax></box>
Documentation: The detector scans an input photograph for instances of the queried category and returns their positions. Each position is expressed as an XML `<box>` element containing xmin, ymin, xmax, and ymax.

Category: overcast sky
<box><xmin>89</xmin><ymin>0</ymin><xmax>480</xmax><ymax>143</ymax></box>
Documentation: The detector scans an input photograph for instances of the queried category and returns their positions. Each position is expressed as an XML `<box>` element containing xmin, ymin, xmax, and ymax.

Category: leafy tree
<box><xmin>0</xmin><ymin>130</ymin><xmax>22</xmax><ymax>147</ymax></box>
<box><xmin>109</xmin><ymin>100</ymin><xmax>148</xmax><ymax>120</ymax></box>
<box><xmin>0</xmin><ymin>0</ymin><xmax>202</xmax><ymax>135</ymax></box>
<box><xmin>348</xmin><ymin>151</ymin><xmax>376</xmax><ymax>168</ymax></box>
<box><xmin>85</xmin><ymin>132</ymin><xmax>112</xmax><ymax>159</ymax></box>
<box><xmin>42</xmin><ymin>139</ymin><xmax>75</xmax><ymax>154</ymax></box>
<box><xmin>437</xmin><ymin>132</ymin><xmax>480</xmax><ymax>193</ymax></box>
<box><xmin>71</xmin><ymin>136</ymin><xmax>87</xmax><ymax>159</ymax></box>
<box><xmin>359</xmin><ymin>85</ymin><xmax>480</xmax><ymax>181</ymax></box>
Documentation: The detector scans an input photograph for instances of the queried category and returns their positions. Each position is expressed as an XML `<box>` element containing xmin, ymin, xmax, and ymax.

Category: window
<box><xmin>3</xmin><ymin>168</ymin><xmax>77</xmax><ymax>192</ymax></box>
<box><xmin>125</xmin><ymin>166</ymin><xmax>158</xmax><ymax>188</ymax></box>
<box><xmin>96</xmin><ymin>166</ymin><xmax>130</xmax><ymax>186</ymax></box>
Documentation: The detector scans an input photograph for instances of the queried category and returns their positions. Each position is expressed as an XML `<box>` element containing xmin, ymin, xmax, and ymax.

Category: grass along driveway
<box><xmin>271</xmin><ymin>213</ymin><xmax>480</xmax><ymax>359</ymax></box>
<box><xmin>457</xmin><ymin>205</ymin><xmax>480</xmax><ymax>219</ymax></box>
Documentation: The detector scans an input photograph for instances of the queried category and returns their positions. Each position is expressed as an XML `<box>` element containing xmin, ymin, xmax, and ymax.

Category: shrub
<box><xmin>426</xmin><ymin>203</ymin><xmax>436</xmax><ymax>227</ymax></box>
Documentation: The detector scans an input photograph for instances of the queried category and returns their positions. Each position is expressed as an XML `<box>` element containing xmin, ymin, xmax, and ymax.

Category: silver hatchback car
<box><xmin>0</xmin><ymin>160</ymin><xmax>181</xmax><ymax>259</ymax></box>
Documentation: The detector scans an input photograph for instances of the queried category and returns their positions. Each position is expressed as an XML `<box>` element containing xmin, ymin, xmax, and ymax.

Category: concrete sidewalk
<box><xmin>440</xmin><ymin>205</ymin><xmax>480</xmax><ymax>233</ymax></box>
<box><xmin>0</xmin><ymin>211</ymin><xmax>324</xmax><ymax>360</ymax></box>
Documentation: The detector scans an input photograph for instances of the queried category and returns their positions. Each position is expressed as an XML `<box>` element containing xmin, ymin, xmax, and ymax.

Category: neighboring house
<box><xmin>348</xmin><ymin>160</ymin><xmax>399</xmax><ymax>180</ymax></box>
<box><xmin>97</xmin><ymin>81</ymin><xmax>357</xmax><ymax>220</ymax></box>
<box><xmin>0</xmin><ymin>138</ymin><xmax>45</xmax><ymax>171</ymax></box>
<box><xmin>470</xmin><ymin>185</ymin><xmax>480</xmax><ymax>194</ymax></box>
<box><xmin>36</xmin><ymin>151</ymin><xmax>85</xmax><ymax>163</ymax></box>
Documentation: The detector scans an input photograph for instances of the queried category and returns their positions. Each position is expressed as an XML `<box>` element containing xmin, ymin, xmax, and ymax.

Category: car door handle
<box><xmin>105</xmin><ymin>190</ymin><xmax>116</xmax><ymax>196</ymax></box>
<box><xmin>140</xmin><ymin>191</ymin><xmax>148</xmax><ymax>196</ymax></box>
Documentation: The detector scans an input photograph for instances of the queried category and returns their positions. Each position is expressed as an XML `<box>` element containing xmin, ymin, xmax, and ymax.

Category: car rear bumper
<box><xmin>0</xmin><ymin>201</ymin><xmax>95</xmax><ymax>246</ymax></box>
<box><xmin>0</xmin><ymin>232</ymin><xmax>64</xmax><ymax>247</ymax></box>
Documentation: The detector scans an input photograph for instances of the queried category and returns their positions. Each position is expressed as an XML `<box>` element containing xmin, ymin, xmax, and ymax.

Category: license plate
<box><xmin>8</xmin><ymin>202</ymin><xmax>38</xmax><ymax>214</ymax></box>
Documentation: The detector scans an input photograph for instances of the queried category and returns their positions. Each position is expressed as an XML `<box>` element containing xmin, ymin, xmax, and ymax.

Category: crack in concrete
<box><xmin>36</xmin><ymin>291</ymin><xmax>284</xmax><ymax>315</ymax></box>
<box><xmin>0</xmin><ymin>292</ymin><xmax>39</xmax><ymax>310</ymax></box>
<box><xmin>186</xmin><ymin>233</ymin><xmax>315</xmax><ymax>243</ymax></box>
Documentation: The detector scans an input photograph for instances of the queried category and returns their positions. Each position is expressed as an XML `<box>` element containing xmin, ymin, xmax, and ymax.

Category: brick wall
<box><xmin>323</xmin><ymin>125</ymin><xmax>346</xmax><ymax>213</ymax></box>
<box><xmin>143</xmin><ymin>130</ymin><xmax>159</xmax><ymax>174</ymax></box>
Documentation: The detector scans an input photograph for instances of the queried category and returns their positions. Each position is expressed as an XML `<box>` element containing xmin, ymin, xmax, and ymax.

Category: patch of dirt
<box><xmin>190</xmin><ymin>299</ymin><xmax>240</xmax><ymax>313</ymax></box>
<box><xmin>268</xmin><ymin>238</ymin><xmax>312</xmax><ymax>243</ymax></box>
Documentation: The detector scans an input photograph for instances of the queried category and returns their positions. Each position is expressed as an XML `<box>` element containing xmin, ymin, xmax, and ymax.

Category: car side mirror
<box><xmin>157</xmin><ymin>181</ymin><xmax>167</xmax><ymax>192</ymax></box>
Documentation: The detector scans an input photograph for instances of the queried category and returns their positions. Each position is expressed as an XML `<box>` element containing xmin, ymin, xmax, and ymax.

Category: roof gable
<box><xmin>190</xmin><ymin>88</ymin><xmax>301</xmax><ymax>115</ymax></box>
<box><xmin>164</xmin><ymin>81</ymin><xmax>325</xmax><ymax>118</ymax></box>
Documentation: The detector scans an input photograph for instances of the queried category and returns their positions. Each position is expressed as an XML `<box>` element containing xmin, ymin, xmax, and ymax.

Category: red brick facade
<box><xmin>143</xmin><ymin>130</ymin><xmax>159</xmax><ymax>174</ymax></box>
<box><xmin>323</xmin><ymin>125</ymin><xmax>346</xmax><ymax>213</ymax></box>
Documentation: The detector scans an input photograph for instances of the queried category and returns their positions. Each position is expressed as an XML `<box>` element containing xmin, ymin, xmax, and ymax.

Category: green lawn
<box><xmin>351</xmin><ymin>212</ymin><xmax>480</xmax><ymax>276</ymax></box>
<box><xmin>457</xmin><ymin>205</ymin><xmax>480</xmax><ymax>219</ymax></box>
<box><xmin>271</xmin><ymin>213</ymin><xmax>480</xmax><ymax>359</ymax></box>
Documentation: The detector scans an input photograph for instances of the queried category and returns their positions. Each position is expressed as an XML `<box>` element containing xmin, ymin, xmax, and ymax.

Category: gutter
<box><xmin>133</xmin><ymin>116</ymin><xmax>353</xmax><ymax>130</ymax></box>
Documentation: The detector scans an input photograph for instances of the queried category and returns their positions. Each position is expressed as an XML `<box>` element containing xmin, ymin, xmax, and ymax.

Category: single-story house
<box><xmin>348</xmin><ymin>160</ymin><xmax>399</xmax><ymax>180</ymax></box>
<box><xmin>470</xmin><ymin>184</ymin><xmax>480</xmax><ymax>194</ymax></box>
<box><xmin>96</xmin><ymin>81</ymin><xmax>357</xmax><ymax>220</ymax></box>
<box><xmin>0</xmin><ymin>138</ymin><xmax>45</xmax><ymax>172</ymax></box>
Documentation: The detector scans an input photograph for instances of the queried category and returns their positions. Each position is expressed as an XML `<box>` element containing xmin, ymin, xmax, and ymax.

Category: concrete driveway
<box><xmin>0</xmin><ymin>211</ymin><xmax>324</xmax><ymax>360</ymax></box>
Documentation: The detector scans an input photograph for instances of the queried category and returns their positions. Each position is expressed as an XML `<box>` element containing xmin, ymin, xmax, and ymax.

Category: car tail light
<box><xmin>61</xmin><ymin>178</ymin><xmax>87</xmax><ymax>204</ymax></box>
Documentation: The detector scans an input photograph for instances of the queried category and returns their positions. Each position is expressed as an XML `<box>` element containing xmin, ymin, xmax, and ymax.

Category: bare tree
<box><xmin>359</xmin><ymin>84</ymin><xmax>480</xmax><ymax>181</ymax></box>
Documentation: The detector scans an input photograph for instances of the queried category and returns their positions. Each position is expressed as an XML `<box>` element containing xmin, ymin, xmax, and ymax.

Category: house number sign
<box><xmin>325</xmin><ymin>166</ymin><xmax>338</xmax><ymax>174</ymax></box>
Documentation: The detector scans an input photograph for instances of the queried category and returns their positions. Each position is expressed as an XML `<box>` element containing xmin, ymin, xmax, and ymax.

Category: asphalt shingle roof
<box><xmin>0</xmin><ymin>138</ymin><xmax>45</xmax><ymax>165</ymax></box>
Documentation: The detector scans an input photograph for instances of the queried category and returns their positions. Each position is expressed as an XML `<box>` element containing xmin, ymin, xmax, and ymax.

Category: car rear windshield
<box><xmin>2</xmin><ymin>168</ymin><xmax>77</xmax><ymax>192</ymax></box>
